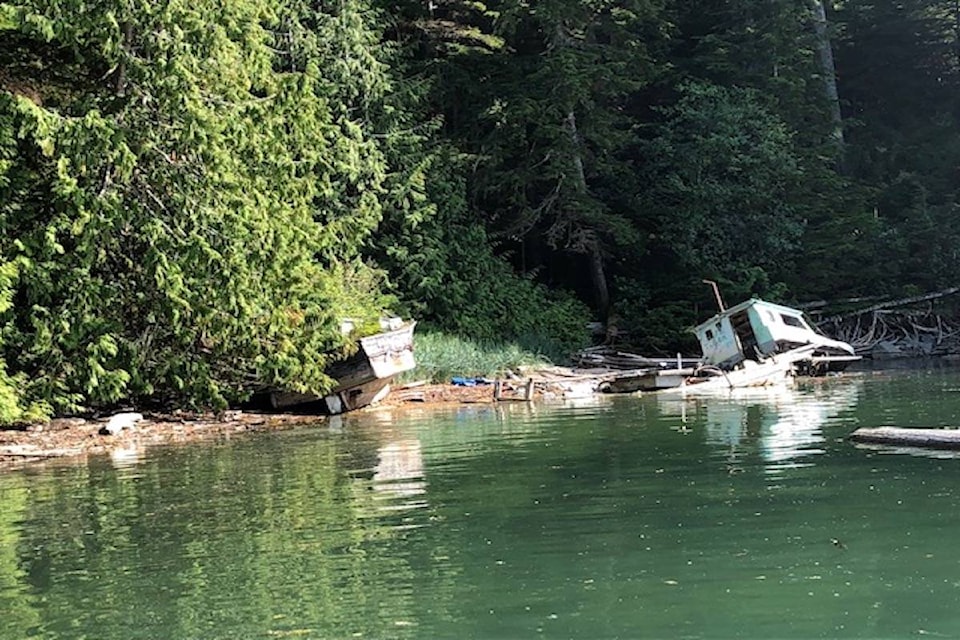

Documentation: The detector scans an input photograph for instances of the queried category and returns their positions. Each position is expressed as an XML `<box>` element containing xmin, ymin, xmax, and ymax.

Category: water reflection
<box><xmin>9</xmin><ymin>370</ymin><xmax>960</xmax><ymax>638</ymax></box>
<box><xmin>0</xmin><ymin>477</ymin><xmax>41</xmax><ymax>639</ymax></box>
<box><xmin>394</xmin><ymin>401</ymin><xmax>561</xmax><ymax>464</ymax></box>
<box><xmin>372</xmin><ymin>439</ymin><xmax>427</xmax><ymax>507</ymax></box>
<box><xmin>109</xmin><ymin>443</ymin><xmax>146</xmax><ymax>470</ymax></box>
<box><xmin>657</xmin><ymin>380</ymin><xmax>862</xmax><ymax>472</ymax></box>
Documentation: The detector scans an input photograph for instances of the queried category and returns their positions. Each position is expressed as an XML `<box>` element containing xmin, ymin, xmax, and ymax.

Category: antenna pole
<box><xmin>703</xmin><ymin>279</ymin><xmax>726</xmax><ymax>312</ymax></box>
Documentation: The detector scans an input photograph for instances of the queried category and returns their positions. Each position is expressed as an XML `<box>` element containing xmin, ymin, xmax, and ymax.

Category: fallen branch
<box><xmin>825</xmin><ymin>286</ymin><xmax>960</xmax><ymax>323</ymax></box>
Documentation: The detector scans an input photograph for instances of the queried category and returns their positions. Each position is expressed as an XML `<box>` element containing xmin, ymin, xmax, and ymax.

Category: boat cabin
<box><xmin>693</xmin><ymin>298</ymin><xmax>856</xmax><ymax>370</ymax></box>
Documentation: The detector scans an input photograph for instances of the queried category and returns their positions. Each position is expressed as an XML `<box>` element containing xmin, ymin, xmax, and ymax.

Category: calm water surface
<box><xmin>4</xmin><ymin>368</ymin><xmax>960</xmax><ymax>638</ymax></box>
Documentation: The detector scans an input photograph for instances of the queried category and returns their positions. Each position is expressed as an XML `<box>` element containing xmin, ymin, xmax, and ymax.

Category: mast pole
<box><xmin>703</xmin><ymin>279</ymin><xmax>726</xmax><ymax>312</ymax></box>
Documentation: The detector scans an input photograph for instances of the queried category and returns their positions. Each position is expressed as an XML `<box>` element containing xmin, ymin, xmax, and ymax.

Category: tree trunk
<box><xmin>565</xmin><ymin>110</ymin><xmax>587</xmax><ymax>187</ymax></box>
<box><xmin>954</xmin><ymin>0</ymin><xmax>960</xmax><ymax>69</ymax></box>
<box><xmin>563</xmin><ymin>107</ymin><xmax>611</xmax><ymax>320</ymax></box>
<box><xmin>588</xmin><ymin>239</ymin><xmax>611</xmax><ymax>320</ymax></box>
<box><xmin>811</xmin><ymin>0</ymin><xmax>845</xmax><ymax>166</ymax></box>
<box><xmin>827</xmin><ymin>286</ymin><xmax>960</xmax><ymax>321</ymax></box>
<box><xmin>115</xmin><ymin>21</ymin><xmax>133</xmax><ymax>96</ymax></box>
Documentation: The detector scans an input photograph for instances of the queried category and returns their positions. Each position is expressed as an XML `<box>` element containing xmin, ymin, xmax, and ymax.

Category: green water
<box><xmin>3</xmin><ymin>368</ymin><xmax>960</xmax><ymax>639</ymax></box>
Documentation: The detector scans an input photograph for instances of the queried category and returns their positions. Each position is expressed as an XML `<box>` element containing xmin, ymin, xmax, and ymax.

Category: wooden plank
<box><xmin>849</xmin><ymin>427</ymin><xmax>960</xmax><ymax>449</ymax></box>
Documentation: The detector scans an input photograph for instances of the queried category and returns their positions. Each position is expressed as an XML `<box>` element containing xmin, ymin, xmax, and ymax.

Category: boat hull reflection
<box><xmin>656</xmin><ymin>381</ymin><xmax>862</xmax><ymax>471</ymax></box>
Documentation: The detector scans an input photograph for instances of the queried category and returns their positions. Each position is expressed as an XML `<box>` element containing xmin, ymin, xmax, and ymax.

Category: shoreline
<box><xmin>0</xmin><ymin>382</ymin><xmax>504</xmax><ymax>470</ymax></box>
<box><xmin>0</xmin><ymin>362</ymin><xmax>886</xmax><ymax>470</ymax></box>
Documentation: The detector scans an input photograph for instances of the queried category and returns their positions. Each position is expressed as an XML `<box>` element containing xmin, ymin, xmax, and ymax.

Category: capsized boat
<box><xmin>270</xmin><ymin>319</ymin><xmax>416</xmax><ymax>414</ymax></box>
<box><xmin>669</xmin><ymin>297</ymin><xmax>859</xmax><ymax>394</ymax></box>
<box><xmin>692</xmin><ymin>297</ymin><xmax>860</xmax><ymax>376</ymax></box>
<box><xmin>670</xmin><ymin>345</ymin><xmax>814</xmax><ymax>393</ymax></box>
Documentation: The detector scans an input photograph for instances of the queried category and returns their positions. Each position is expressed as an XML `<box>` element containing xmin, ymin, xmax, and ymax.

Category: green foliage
<box><xmin>0</xmin><ymin>260</ymin><xmax>49</xmax><ymax>423</ymax></box>
<box><xmin>639</xmin><ymin>81</ymin><xmax>804</xmax><ymax>281</ymax></box>
<box><xmin>874</xmin><ymin>174</ymin><xmax>960</xmax><ymax>291</ymax></box>
<box><xmin>3</xmin><ymin>0</ymin><xmax>960</xmax><ymax>421</ymax></box>
<box><xmin>485</xmin><ymin>0</ymin><xmax>658</xmax><ymax>242</ymax></box>
<box><xmin>665</xmin><ymin>0</ymin><xmax>830</xmax><ymax>137</ymax></box>
<box><xmin>399</xmin><ymin>330</ymin><xmax>551</xmax><ymax>383</ymax></box>
<box><xmin>373</xmin><ymin>149</ymin><xmax>591</xmax><ymax>361</ymax></box>
<box><xmin>610</xmin><ymin>277</ymin><xmax>699</xmax><ymax>355</ymax></box>
<box><xmin>0</xmin><ymin>0</ymin><xmax>397</xmax><ymax>418</ymax></box>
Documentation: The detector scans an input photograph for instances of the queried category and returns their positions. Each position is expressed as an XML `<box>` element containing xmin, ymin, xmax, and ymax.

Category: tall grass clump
<box><xmin>400</xmin><ymin>332</ymin><xmax>552</xmax><ymax>384</ymax></box>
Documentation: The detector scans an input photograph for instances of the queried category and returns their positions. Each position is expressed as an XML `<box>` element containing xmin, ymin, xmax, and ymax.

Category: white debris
<box><xmin>99</xmin><ymin>412</ymin><xmax>144</xmax><ymax>436</ymax></box>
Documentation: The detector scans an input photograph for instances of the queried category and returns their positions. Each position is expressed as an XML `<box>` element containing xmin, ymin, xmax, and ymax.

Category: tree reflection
<box><xmin>0</xmin><ymin>479</ymin><xmax>40</xmax><ymax>638</ymax></box>
<box><xmin>6</xmin><ymin>428</ymin><xmax>448</xmax><ymax>639</ymax></box>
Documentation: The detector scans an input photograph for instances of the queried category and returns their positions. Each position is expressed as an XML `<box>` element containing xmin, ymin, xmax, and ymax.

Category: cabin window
<box><xmin>705</xmin><ymin>329</ymin><xmax>714</xmax><ymax>340</ymax></box>
<box><xmin>780</xmin><ymin>314</ymin><xmax>804</xmax><ymax>328</ymax></box>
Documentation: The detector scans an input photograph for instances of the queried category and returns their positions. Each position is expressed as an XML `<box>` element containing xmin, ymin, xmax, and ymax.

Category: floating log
<box><xmin>849</xmin><ymin>427</ymin><xmax>960</xmax><ymax>449</ymax></box>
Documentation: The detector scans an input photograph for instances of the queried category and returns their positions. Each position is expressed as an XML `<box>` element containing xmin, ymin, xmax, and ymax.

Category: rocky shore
<box><xmin>0</xmin><ymin>368</ymin><xmax>618</xmax><ymax>469</ymax></box>
<box><xmin>0</xmin><ymin>410</ymin><xmax>320</xmax><ymax>469</ymax></box>
<box><xmin>0</xmin><ymin>382</ymin><xmax>515</xmax><ymax>469</ymax></box>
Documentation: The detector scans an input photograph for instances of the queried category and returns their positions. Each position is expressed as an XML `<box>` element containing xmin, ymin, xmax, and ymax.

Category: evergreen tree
<box><xmin>369</xmin><ymin>0</ymin><xmax>593</xmax><ymax>355</ymax></box>
<box><xmin>830</xmin><ymin>0</ymin><xmax>960</xmax><ymax>292</ymax></box>
<box><xmin>458</xmin><ymin>0</ymin><xmax>665</xmax><ymax>319</ymax></box>
<box><xmin>638</xmin><ymin>81</ymin><xmax>804</xmax><ymax>284</ymax></box>
<box><xmin>0</xmin><ymin>0</ymin><xmax>397</xmax><ymax>418</ymax></box>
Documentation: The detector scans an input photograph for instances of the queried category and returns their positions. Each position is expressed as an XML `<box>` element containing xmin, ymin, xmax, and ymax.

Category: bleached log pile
<box><xmin>815</xmin><ymin>287</ymin><xmax>960</xmax><ymax>358</ymax></box>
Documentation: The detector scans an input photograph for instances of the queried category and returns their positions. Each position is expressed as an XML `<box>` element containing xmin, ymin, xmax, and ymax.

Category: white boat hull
<box><xmin>667</xmin><ymin>346</ymin><xmax>815</xmax><ymax>395</ymax></box>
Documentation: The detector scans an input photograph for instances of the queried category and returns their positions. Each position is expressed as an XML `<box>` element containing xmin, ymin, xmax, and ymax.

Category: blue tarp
<box><xmin>450</xmin><ymin>377</ymin><xmax>492</xmax><ymax>387</ymax></box>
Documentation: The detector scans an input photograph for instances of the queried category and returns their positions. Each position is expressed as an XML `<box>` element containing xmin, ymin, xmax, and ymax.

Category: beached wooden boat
<box><xmin>270</xmin><ymin>320</ymin><xmax>416</xmax><ymax>414</ymax></box>
<box><xmin>664</xmin><ymin>293</ymin><xmax>860</xmax><ymax>394</ymax></box>
<box><xmin>663</xmin><ymin>294</ymin><xmax>854</xmax><ymax>393</ymax></box>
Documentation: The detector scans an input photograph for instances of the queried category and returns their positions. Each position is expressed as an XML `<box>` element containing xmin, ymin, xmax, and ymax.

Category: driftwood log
<box><xmin>849</xmin><ymin>427</ymin><xmax>960</xmax><ymax>449</ymax></box>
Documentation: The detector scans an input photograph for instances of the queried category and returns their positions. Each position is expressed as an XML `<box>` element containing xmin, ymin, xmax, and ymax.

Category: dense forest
<box><xmin>1</xmin><ymin>0</ymin><xmax>959</xmax><ymax>421</ymax></box>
